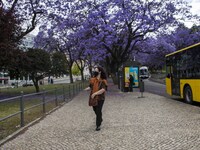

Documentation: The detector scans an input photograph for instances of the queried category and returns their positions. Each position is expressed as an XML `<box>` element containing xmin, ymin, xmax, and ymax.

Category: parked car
<box><xmin>22</xmin><ymin>83</ymin><xmax>34</xmax><ymax>87</ymax></box>
<box><xmin>11</xmin><ymin>82</ymin><xmax>16</xmax><ymax>86</ymax></box>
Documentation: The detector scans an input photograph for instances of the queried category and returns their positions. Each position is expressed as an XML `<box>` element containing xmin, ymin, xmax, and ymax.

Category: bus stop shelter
<box><xmin>118</xmin><ymin>61</ymin><xmax>141</xmax><ymax>92</ymax></box>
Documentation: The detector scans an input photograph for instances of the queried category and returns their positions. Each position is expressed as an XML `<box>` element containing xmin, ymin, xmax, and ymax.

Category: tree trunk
<box><xmin>69</xmin><ymin>68</ymin><xmax>73</xmax><ymax>83</ymax></box>
<box><xmin>81</xmin><ymin>69</ymin><xmax>84</xmax><ymax>81</ymax></box>
<box><xmin>33</xmin><ymin>79</ymin><xmax>40</xmax><ymax>92</ymax></box>
<box><xmin>89</xmin><ymin>66</ymin><xmax>92</xmax><ymax>77</ymax></box>
<box><xmin>31</xmin><ymin>74</ymin><xmax>40</xmax><ymax>92</ymax></box>
<box><xmin>75</xmin><ymin>60</ymin><xmax>85</xmax><ymax>81</ymax></box>
<box><xmin>106</xmin><ymin>58</ymin><xmax>120</xmax><ymax>85</ymax></box>
<box><xmin>110</xmin><ymin>73</ymin><xmax>118</xmax><ymax>85</ymax></box>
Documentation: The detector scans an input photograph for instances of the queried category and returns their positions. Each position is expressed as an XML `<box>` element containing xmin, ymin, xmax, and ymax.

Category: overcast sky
<box><xmin>184</xmin><ymin>0</ymin><xmax>200</xmax><ymax>27</ymax></box>
<box><xmin>190</xmin><ymin>0</ymin><xmax>200</xmax><ymax>14</ymax></box>
<box><xmin>186</xmin><ymin>0</ymin><xmax>200</xmax><ymax>15</ymax></box>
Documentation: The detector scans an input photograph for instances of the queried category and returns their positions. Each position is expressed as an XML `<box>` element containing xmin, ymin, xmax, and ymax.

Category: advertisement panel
<box><xmin>124</xmin><ymin>67</ymin><xmax>139</xmax><ymax>88</ymax></box>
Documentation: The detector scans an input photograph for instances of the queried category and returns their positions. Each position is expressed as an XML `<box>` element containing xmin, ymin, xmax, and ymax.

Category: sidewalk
<box><xmin>1</xmin><ymin>81</ymin><xmax>200</xmax><ymax>149</ymax></box>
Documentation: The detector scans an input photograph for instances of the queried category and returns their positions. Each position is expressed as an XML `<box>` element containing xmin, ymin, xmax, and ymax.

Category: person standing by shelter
<box><xmin>129</xmin><ymin>74</ymin><xmax>134</xmax><ymax>92</ymax></box>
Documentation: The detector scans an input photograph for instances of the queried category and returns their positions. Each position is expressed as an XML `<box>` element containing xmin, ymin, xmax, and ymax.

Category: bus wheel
<box><xmin>184</xmin><ymin>86</ymin><xmax>193</xmax><ymax>104</ymax></box>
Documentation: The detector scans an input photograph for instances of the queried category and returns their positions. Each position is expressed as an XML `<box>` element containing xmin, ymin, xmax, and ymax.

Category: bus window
<box><xmin>165</xmin><ymin>42</ymin><xmax>200</xmax><ymax>103</ymax></box>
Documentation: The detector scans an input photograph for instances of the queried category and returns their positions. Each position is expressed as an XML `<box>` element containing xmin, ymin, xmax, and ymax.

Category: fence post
<box><xmin>42</xmin><ymin>88</ymin><xmax>46</xmax><ymax>113</ymax></box>
<box><xmin>73</xmin><ymin>84</ymin><xmax>75</xmax><ymax>97</ymax></box>
<box><xmin>76</xmin><ymin>83</ymin><xmax>78</xmax><ymax>94</ymax></box>
<box><xmin>63</xmin><ymin>86</ymin><xmax>65</xmax><ymax>102</ymax></box>
<box><xmin>83</xmin><ymin>81</ymin><xmax>85</xmax><ymax>89</ymax></box>
<box><xmin>68</xmin><ymin>85</ymin><xmax>71</xmax><ymax>100</ymax></box>
<box><xmin>78</xmin><ymin>82</ymin><xmax>79</xmax><ymax>92</ymax></box>
<box><xmin>55</xmin><ymin>87</ymin><xmax>58</xmax><ymax>106</ymax></box>
<box><xmin>20</xmin><ymin>91</ymin><xmax>24</xmax><ymax>127</ymax></box>
<box><xmin>77</xmin><ymin>83</ymin><xmax>80</xmax><ymax>93</ymax></box>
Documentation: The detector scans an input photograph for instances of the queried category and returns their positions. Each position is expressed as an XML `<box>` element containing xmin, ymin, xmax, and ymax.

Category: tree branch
<box><xmin>10</xmin><ymin>0</ymin><xmax>18</xmax><ymax>13</ymax></box>
<box><xmin>14</xmin><ymin>0</ymin><xmax>43</xmax><ymax>42</ymax></box>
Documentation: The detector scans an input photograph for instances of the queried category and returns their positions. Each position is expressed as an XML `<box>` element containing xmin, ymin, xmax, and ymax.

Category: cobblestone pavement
<box><xmin>1</xmin><ymin>83</ymin><xmax>200</xmax><ymax>150</ymax></box>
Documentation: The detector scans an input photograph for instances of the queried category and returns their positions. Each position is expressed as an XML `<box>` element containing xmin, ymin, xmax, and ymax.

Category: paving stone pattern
<box><xmin>1</xmin><ymin>84</ymin><xmax>200</xmax><ymax>150</ymax></box>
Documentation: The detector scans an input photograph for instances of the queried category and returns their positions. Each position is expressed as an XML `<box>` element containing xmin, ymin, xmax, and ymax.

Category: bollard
<box><xmin>138</xmin><ymin>79</ymin><xmax>145</xmax><ymax>98</ymax></box>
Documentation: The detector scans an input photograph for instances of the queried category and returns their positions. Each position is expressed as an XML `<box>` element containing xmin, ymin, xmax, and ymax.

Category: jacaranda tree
<box><xmin>34</xmin><ymin>0</ymin><xmax>198</xmax><ymax>83</ymax></box>
<box><xmin>132</xmin><ymin>24</ymin><xmax>200</xmax><ymax>70</ymax></box>
<box><xmin>169</xmin><ymin>24</ymin><xmax>200</xmax><ymax>50</ymax></box>
<box><xmin>73</xmin><ymin>0</ymin><xmax>195</xmax><ymax>82</ymax></box>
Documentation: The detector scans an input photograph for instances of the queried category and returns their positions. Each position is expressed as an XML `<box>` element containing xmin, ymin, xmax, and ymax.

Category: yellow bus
<box><xmin>165</xmin><ymin>42</ymin><xmax>200</xmax><ymax>103</ymax></box>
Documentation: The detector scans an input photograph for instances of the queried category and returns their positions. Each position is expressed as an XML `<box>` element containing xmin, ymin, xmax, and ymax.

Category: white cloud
<box><xmin>190</xmin><ymin>0</ymin><xmax>200</xmax><ymax>14</ymax></box>
<box><xmin>184</xmin><ymin>0</ymin><xmax>200</xmax><ymax>27</ymax></box>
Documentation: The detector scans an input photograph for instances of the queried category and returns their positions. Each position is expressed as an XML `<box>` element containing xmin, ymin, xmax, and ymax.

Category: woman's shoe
<box><xmin>96</xmin><ymin>126</ymin><xmax>101</xmax><ymax>131</ymax></box>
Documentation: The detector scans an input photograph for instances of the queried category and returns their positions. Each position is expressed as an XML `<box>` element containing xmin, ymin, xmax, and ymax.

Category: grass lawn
<box><xmin>0</xmin><ymin>81</ymin><xmax>87</xmax><ymax>97</ymax></box>
<box><xmin>0</xmin><ymin>81</ymin><xmax>88</xmax><ymax>141</ymax></box>
<box><xmin>0</xmin><ymin>100</ymin><xmax>56</xmax><ymax>140</ymax></box>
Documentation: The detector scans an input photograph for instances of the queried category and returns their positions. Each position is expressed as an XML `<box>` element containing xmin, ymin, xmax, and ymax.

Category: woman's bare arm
<box><xmin>84</xmin><ymin>87</ymin><xmax>91</xmax><ymax>91</ymax></box>
<box><xmin>91</xmin><ymin>88</ymin><xmax>106</xmax><ymax>99</ymax></box>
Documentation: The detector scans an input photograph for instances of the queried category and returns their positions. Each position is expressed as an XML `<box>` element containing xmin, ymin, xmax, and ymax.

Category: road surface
<box><xmin>143</xmin><ymin>79</ymin><xmax>170</xmax><ymax>98</ymax></box>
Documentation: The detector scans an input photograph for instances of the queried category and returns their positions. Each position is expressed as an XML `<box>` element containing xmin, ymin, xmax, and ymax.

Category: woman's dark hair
<box><xmin>96</xmin><ymin>66</ymin><xmax>107</xmax><ymax>80</ymax></box>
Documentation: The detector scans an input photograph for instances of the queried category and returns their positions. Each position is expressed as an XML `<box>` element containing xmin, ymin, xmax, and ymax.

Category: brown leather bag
<box><xmin>89</xmin><ymin>81</ymin><xmax>102</xmax><ymax>106</ymax></box>
<box><xmin>89</xmin><ymin>94</ymin><xmax>99</xmax><ymax>106</ymax></box>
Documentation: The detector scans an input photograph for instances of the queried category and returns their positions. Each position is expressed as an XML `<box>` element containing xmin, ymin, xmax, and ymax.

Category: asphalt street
<box><xmin>143</xmin><ymin>79</ymin><xmax>170</xmax><ymax>98</ymax></box>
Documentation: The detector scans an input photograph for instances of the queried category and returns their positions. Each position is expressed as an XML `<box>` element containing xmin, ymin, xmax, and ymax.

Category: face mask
<box><xmin>93</xmin><ymin>71</ymin><xmax>99</xmax><ymax>77</ymax></box>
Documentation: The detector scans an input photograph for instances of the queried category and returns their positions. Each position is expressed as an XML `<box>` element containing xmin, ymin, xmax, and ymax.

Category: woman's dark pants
<box><xmin>93</xmin><ymin>100</ymin><xmax>104</xmax><ymax>127</ymax></box>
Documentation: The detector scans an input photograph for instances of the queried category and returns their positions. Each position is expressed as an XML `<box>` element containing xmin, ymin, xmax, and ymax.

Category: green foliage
<box><xmin>24</xmin><ymin>48</ymin><xmax>51</xmax><ymax>92</ymax></box>
<box><xmin>25</xmin><ymin>48</ymin><xmax>51</xmax><ymax>73</ymax></box>
<box><xmin>72</xmin><ymin>63</ymin><xmax>81</xmax><ymax>76</ymax></box>
<box><xmin>51</xmin><ymin>51</ymin><xmax>68</xmax><ymax>77</ymax></box>
<box><xmin>0</xmin><ymin>7</ymin><xmax>22</xmax><ymax>69</ymax></box>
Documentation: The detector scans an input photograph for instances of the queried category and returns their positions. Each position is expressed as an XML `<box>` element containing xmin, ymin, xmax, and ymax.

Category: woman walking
<box><xmin>85</xmin><ymin>66</ymin><xmax>107</xmax><ymax>131</ymax></box>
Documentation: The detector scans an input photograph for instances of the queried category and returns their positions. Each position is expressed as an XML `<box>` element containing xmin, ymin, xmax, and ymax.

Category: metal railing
<box><xmin>0</xmin><ymin>81</ymin><xmax>88</xmax><ymax>140</ymax></box>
